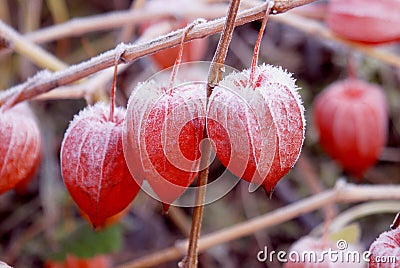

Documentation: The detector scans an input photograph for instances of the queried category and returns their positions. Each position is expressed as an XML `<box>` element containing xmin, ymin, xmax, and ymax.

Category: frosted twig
<box><xmin>0</xmin><ymin>0</ymin><xmax>318</xmax><ymax>106</ymax></box>
<box><xmin>117</xmin><ymin>181</ymin><xmax>400</xmax><ymax>268</ymax></box>
<box><xmin>32</xmin><ymin>23</ymin><xmax>175</xmax><ymax>103</ymax></box>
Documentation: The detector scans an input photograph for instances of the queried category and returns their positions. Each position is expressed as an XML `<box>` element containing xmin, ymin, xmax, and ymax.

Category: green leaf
<box><xmin>328</xmin><ymin>223</ymin><xmax>361</xmax><ymax>244</ymax></box>
<box><xmin>48</xmin><ymin>223</ymin><xmax>122</xmax><ymax>261</ymax></box>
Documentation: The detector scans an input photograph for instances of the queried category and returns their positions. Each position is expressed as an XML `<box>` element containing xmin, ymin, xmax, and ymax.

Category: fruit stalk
<box><xmin>250</xmin><ymin>0</ymin><xmax>273</xmax><ymax>87</ymax></box>
<box><xmin>168</xmin><ymin>23</ymin><xmax>197</xmax><ymax>91</ymax></box>
<box><xmin>110</xmin><ymin>45</ymin><xmax>125</xmax><ymax>122</ymax></box>
<box><xmin>181</xmin><ymin>0</ymin><xmax>241</xmax><ymax>267</ymax></box>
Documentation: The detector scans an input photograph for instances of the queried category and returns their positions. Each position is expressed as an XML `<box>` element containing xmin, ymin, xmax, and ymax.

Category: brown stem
<box><xmin>109</xmin><ymin>59</ymin><xmax>118</xmax><ymax>121</ymax></box>
<box><xmin>272</xmin><ymin>0</ymin><xmax>317</xmax><ymax>13</ymax></box>
<box><xmin>181</xmin><ymin>1</ymin><xmax>241</xmax><ymax>267</ymax></box>
<box><xmin>181</xmin><ymin>134</ymin><xmax>212</xmax><ymax>268</ymax></box>
<box><xmin>347</xmin><ymin>52</ymin><xmax>357</xmax><ymax>79</ymax></box>
<box><xmin>390</xmin><ymin>211</ymin><xmax>400</xmax><ymax>230</ymax></box>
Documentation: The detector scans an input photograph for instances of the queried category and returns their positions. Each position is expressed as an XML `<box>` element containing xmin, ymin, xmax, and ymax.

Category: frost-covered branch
<box><xmin>0</xmin><ymin>0</ymin><xmax>317</xmax><ymax>107</ymax></box>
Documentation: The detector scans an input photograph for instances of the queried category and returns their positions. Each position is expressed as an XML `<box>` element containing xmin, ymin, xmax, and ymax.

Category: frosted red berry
<box><xmin>326</xmin><ymin>0</ymin><xmax>400</xmax><ymax>44</ymax></box>
<box><xmin>61</xmin><ymin>103</ymin><xmax>140</xmax><ymax>228</ymax></box>
<box><xmin>368</xmin><ymin>228</ymin><xmax>400</xmax><ymax>267</ymax></box>
<box><xmin>313</xmin><ymin>78</ymin><xmax>388</xmax><ymax>178</ymax></box>
<box><xmin>207</xmin><ymin>64</ymin><xmax>305</xmax><ymax>194</ymax></box>
<box><xmin>124</xmin><ymin>81</ymin><xmax>206</xmax><ymax>209</ymax></box>
<box><xmin>140</xmin><ymin>0</ymin><xmax>207</xmax><ymax>69</ymax></box>
<box><xmin>283</xmin><ymin>236</ymin><xmax>364</xmax><ymax>267</ymax></box>
<box><xmin>0</xmin><ymin>103</ymin><xmax>41</xmax><ymax>194</ymax></box>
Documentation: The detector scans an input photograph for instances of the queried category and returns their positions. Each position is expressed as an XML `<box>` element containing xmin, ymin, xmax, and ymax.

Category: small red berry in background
<box><xmin>44</xmin><ymin>254</ymin><xmax>111</xmax><ymax>268</ymax></box>
<box><xmin>368</xmin><ymin>228</ymin><xmax>400</xmax><ymax>267</ymax></box>
<box><xmin>283</xmin><ymin>236</ymin><xmax>364</xmax><ymax>267</ymax></box>
<box><xmin>150</xmin><ymin>25</ymin><xmax>207</xmax><ymax>69</ymax></box>
<box><xmin>0</xmin><ymin>103</ymin><xmax>41</xmax><ymax>194</ymax></box>
<box><xmin>140</xmin><ymin>0</ymin><xmax>208</xmax><ymax>69</ymax></box>
<box><xmin>326</xmin><ymin>0</ymin><xmax>400</xmax><ymax>44</ymax></box>
<box><xmin>61</xmin><ymin>103</ymin><xmax>141</xmax><ymax>229</ymax></box>
<box><xmin>313</xmin><ymin>78</ymin><xmax>388</xmax><ymax>178</ymax></box>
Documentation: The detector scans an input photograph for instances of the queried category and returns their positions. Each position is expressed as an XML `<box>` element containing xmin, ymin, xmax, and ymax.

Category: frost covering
<box><xmin>61</xmin><ymin>103</ymin><xmax>140</xmax><ymax>228</ymax></box>
<box><xmin>207</xmin><ymin>63</ymin><xmax>305</xmax><ymax>194</ymax></box>
<box><xmin>124</xmin><ymin>80</ymin><xmax>206</xmax><ymax>208</ymax></box>
<box><xmin>368</xmin><ymin>228</ymin><xmax>400</xmax><ymax>268</ymax></box>
<box><xmin>0</xmin><ymin>103</ymin><xmax>41</xmax><ymax>193</ymax></box>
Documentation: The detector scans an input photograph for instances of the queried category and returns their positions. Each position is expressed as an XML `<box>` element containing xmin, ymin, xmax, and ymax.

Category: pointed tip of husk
<box><xmin>262</xmin><ymin>184</ymin><xmax>275</xmax><ymax>199</ymax></box>
<box><xmin>162</xmin><ymin>203</ymin><xmax>170</xmax><ymax>215</ymax></box>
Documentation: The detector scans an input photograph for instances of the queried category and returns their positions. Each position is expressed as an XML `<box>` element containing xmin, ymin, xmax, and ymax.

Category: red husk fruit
<box><xmin>0</xmin><ymin>103</ymin><xmax>41</xmax><ymax>194</ymax></box>
<box><xmin>313</xmin><ymin>78</ymin><xmax>388</xmax><ymax>178</ymax></box>
<box><xmin>61</xmin><ymin>103</ymin><xmax>140</xmax><ymax>228</ymax></box>
<box><xmin>140</xmin><ymin>0</ymin><xmax>208</xmax><ymax>69</ymax></box>
<box><xmin>124</xmin><ymin>81</ymin><xmax>206</xmax><ymax>209</ymax></box>
<box><xmin>326</xmin><ymin>0</ymin><xmax>400</xmax><ymax>44</ymax></box>
<box><xmin>368</xmin><ymin>228</ymin><xmax>400</xmax><ymax>267</ymax></box>
<box><xmin>44</xmin><ymin>254</ymin><xmax>111</xmax><ymax>268</ymax></box>
<box><xmin>207</xmin><ymin>64</ymin><xmax>305</xmax><ymax>194</ymax></box>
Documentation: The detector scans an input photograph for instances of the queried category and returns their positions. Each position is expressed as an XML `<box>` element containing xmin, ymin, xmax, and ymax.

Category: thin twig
<box><xmin>295</xmin><ymin>155</ymin><xmax>338</xmax><ymax>218</ymax></box>
<box><xmin>271</xmin><ymin>12</ymin><xmax>400</xmax><ymax>68</ymax></box>
<box><xmin>312</xmin><ymin>201</ymin><xmax>400</xmax><ymax>235</ymax></box>
<box><xmin>21</xmin><ymin>0</ymin><xmax>43</xmax><ymax>33</ymax></box>
<box><xmin>24</xmin><ymin>4</ymin><xmax>228</xmax><ymax>44</ymax></box>
<box><xmin>0</xmin><ymin>0</ymin><xmax>11</xmax><ymax>24</ymax></box>
<box><xmin>117</xmin><ymin>180</ymin><xmax>400</xmax><ymax>268</ymax></box>
<box><xmin>167</xmin><ymin>207</ymin><xmax>192</xmax><ymax>237</ymax></box>
<box><xmin>272</xmin><ymin>0</ymin><xmax>317</xmax><ymax>13</ymax></box>
<box><xmin>119</xmin><ymin>0</ymin><xmax>146</xmax><ymax>42</ymax></box>
<box><xmin>181</xmin><ymin>1</ymin><xmax>241</xmax><ymax>267</ymax></box>
<box><xmin>2</xmin><ymin>0</ymin><xmax>397</xmax><ymax>70</ymax></box>
<box><xmin>0</xmin><ymin>0</ymin><xmax>317</xmax><ymax>107</ymax></box>
<box><xmin>16</xmin><ymin>0</ymin><xmax>313</xmax><ymax>46</ymax></box>
<box><xmin>0</xmin><ymin>20</ymin><xmax>67</xmax><ymax>71</ymax></box>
